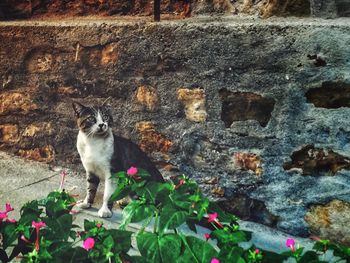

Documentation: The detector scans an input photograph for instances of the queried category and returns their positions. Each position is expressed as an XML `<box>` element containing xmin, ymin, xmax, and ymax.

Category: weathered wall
<box><xmin>0</xmin><ymin>0</ymin><xmax>349</xmax><ymax>19</ymax></box>
<box><xmin>0</xmin><ymin>18</ymin><xmax>350</xmax><ymax>244</ymax></box>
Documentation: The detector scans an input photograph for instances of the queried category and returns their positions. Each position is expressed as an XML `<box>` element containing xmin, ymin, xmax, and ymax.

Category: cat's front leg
<box><xmin>77</xmin><ymin>172</ymin><xmax>100</xmax><ymax>209</ymax></box>
<box><xmin>98</xmin><ymin>175</ymin><xmax>116</xmax><ymax>218</ymax></box>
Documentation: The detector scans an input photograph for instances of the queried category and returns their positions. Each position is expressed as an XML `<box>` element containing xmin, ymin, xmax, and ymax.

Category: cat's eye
<box><xmin>87</xmin><ymin>116</ymin><xmax>96</xmax><ymax>122</ymax></box>
<box><xmin>102</xmin><ymin>115</ymin><xmax>109</xmax><ymax>121</ymax></box>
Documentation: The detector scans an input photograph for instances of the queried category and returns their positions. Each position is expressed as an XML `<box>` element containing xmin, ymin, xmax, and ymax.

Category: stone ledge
<box><xmin>0</xmin><ymin>16</ymin><xmax>350</xmax><ymax>28</ymax></box>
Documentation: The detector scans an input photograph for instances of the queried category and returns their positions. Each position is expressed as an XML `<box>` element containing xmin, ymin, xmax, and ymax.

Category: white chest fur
<box><xmin>77</xmin><ymin>130</ymin><xmax>114</xmax><ymax>178</ymax></box>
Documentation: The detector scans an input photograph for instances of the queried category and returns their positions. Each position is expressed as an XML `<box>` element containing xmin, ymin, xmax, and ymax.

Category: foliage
<box><xmin>0</xmin><ymin>168</ymin><xmax>349</xmax><ymax>263</ymax></box>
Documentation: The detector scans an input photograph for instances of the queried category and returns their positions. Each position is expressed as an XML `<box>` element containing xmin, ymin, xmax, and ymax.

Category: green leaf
<box><xmin>109</xmin><ymin>182</ymin><xmax>131</xmax><ymax>203</ymax></box>
<box><xmin>19</xmin><ymin>200</ymin><xmax>42</xmax><ymax>225</ymax></box>
<box><xmin>136</xmin><ymin>233</ymin><xmax>182</xmax><ymax>263</ymax></box>
<box><xmin>211</xmin><ymin>229</ymin><xmax>247</xmax><ymax>248</ymax></box>
<box><xmin>137</xmin><ymin>232</ymin><xmax>161</xmax><ymax>263</ymax></box>
<box><xmin>136</xmin><ymin>182</ymin><xmax>168</xmax><ymax>204</ymax></box>
<box><xmin>43</xmin><ymin>214</ymin><xmax>72</xmax><ymax>241</ymax></box>
<box><xmin>103</xmin><ymin>235</ymin><xmax>114</xmax><ymax>250</ymax></box>
<box><xmin>119</xmin><ymin>201</ymin><xmax>141</xmax><ymax>230</ymax></box>
<box><xmin>1</xmin><ymin>223</ymin><xmax>17</xmax><ymax>249</ymax></box>
<box><xmin>108</xmin><ymin>229</ymin><xmax>133</xmax><ymax>253</ymax></box>
<box><xmin>196</xmin><ymin>198</ymin><xmax>209</xmax><ymax>220</ymax></box>
<box><xmin>299</xmin><ymin>251</ymin><xmax>320</xmax><ymax>263</ymax></box>
<box><xmin>111</xmin><ymin>171</ymin><xmax>127</xmax><ymax>179</ymax></box>
<box><xmin>261</xmin><ymin>250</ymin><xmax>288</xmax><ymax>263</ymax></box>
<box><xmin>158</xmin><ymin>205</ymin><xmax>188</xmax><ymax>233</ymax></box>
<box><xmin>169</xmin><ymin>192</ymin><xmax>193</xmax><ymax>210</ymax></box>
<box><xmin>127</xmin><ymin>256</ymin><xmax>147</xmax><ymax>263</ymax></box>
<box><xmin>178</xmin><ymin>235</ymin><xmax>218</xmax><ymax>263</ymax></box>
<box><xmin>132</xmin><ymin>204</ymin><xmax>156</xmax><ymax>223</ymax></box>
<box><xmin>218</xmin><ymin>246</ymin><xmax>244</xmax><ymax>263</ymax></box>
<box><xmin>137</xmin><ymin>168</ymin><xmax>152</xmax><ymax>178</ymax></box>
<box><xmin>83</xmin><ymin>219</ymin><xmax>96</xmax><ymax>231</ymax></box>
<box><xmin>59</xmin><ymin>247</ymin><xmax>89</xmax><ymax>263</ymax></box>
<box><xmin>159</xmin><ymin>234</ymin><xmax>182</xmax><ymax>262</ymax></box>
<box><xmin>207</xmin><ymin>202</ymin><xmax>238</xmax><ymax>223</ymax></box>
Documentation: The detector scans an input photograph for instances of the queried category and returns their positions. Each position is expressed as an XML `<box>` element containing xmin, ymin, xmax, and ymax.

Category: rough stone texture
<box><xmin>177</xmin><ymin>88</ymin><xmax>207</xmax><ymax>122</ymax></box>
<box><xmin>1</xmin><ymin>0</ymin><xmax>348</xmax><ymax>19</ymax></box>
<box><xmin>135</xmin><ymin>86</ymin><xmax>159</xmax><ymax>111</ymax></box>
<box><xmin>283</xmin><ymin>145</ymin><xmax>350</xmax><ymax>175</ymax></box>
<box><xmin>0</xmin><ymin>17</ymin><xmax>350</xmax><ymax>243</ymax></box>
<box><xmin>305</xmin><ymin>200</ymin><xmax>350</xmax><ymax>245</ymax></box>
<box><xmin>234</xmin><ymin>152</ymin><xmax>263</xmax><ymax>176</ymax></box>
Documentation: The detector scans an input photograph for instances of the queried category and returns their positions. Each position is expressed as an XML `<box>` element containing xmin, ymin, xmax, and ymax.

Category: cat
<box><xmin>72</xmin><ymin>101</ymin><xmax>164</xmax><ymax>218</ymax></box>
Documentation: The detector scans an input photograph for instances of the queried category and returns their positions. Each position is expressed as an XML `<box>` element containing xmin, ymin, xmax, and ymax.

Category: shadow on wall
<box><xmin>306</xmin><ymin>82</ymin><xmax>350</xmax><ymax>109</ymax></box>
<box><xmin>219</xmin><ymin>88</ymin><xmax>275</xmax><ymax>128</ymax></box>
<box><xmin>283</xmin><ymin>145</ymin><xmax>350</xmax><ymax>176</ymax></box>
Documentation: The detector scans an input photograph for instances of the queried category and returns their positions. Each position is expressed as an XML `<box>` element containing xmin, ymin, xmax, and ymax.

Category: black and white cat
<box><xmin>72</xmin><ymin>101</ymin><xmax>164</xmax><ymax>218</ymax></box>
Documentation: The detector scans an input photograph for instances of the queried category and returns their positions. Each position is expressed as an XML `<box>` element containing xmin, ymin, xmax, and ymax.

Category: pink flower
<box><xmin>83</xmin><ymin>237</ymin><xmax>95</xmax><ymax>251</ymax></box>
<box><xmin>175</xmin><ymin>179</ymin><xmax>185</xmax><ymax>189</ymax></box>
<box><xmin>32</xmin><ymin>221</ymin><xmax>46</xmax><ymax>229</ymax></box>
<box><xmin>20</xmin><ymin>235</ymin><xmax>31</xmax><ymax>244</ymax></box>
<box><xmin>255</xmin><ymin>248</ymin><xmax>260</xmax><ymax>254</ymax></box>
<box><xmin>286</xmin><ymin>238</ymin><xmax>295</xmax><ymax>251</ymax></box>
<box><xmin>211</xmin><ymin>258</ymin><xmax>220</xmax><ymax>263</ymax></box>
<box><xmin>60</xmin><ymin>170</ymin><xmax>67</xmax><ymax>190</ymax></box>
<box><xmin>5</xmin><ymin>203</ymin><xmax>14</xmax><ymax>213</ymax></box>
<box><xmin>96</xmin><ymin>223</ymin><xmax>102</xmax><ymax>228</ymax></box>
<box><xmin>207</xmin><ymin>212</ymin><xmax>224</xmax><ymax>228</ymax></box>
<box><xmin>127</xmin><ymin>167</ymin><xmax>138</xmax><ymax>176</ymax></box>
<box><xmin>32</xmin><ymin>221</ymin><xmax>46</xmax><ymax>251</ymax></box>
<box><xmin>208</xmin><ymin>212</ymin><xmax>218</xmax><ymax>223</ymax></box>
<box><xmin>0</xmin><ymin>212</ymin><xmax>7</xmax><ymax>221</ymax></box>
<box><xmin>204</xmin><ymin>233</ymin><xmax>210</xmax><ymax>240</ymax></box>
<box><xmin>127</xmin><ymin>166</ymin><xmax>141</xmax><ymax>180</ymax></box>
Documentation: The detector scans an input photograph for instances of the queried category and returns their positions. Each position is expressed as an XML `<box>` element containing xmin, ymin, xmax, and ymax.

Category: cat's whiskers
<box><xmin>86</xmin><ymin>129</ymin><xmax>95</xmax><ymax>138</ymax></box>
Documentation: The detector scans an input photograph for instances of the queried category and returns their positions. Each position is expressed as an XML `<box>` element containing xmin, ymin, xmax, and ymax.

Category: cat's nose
<box><xmin>98</xmin><ymin>123</ymin><xmax>105</xmax><ymax>129</ymax></box>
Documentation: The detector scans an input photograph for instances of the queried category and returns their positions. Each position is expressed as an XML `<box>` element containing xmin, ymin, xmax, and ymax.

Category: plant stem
<box><xmin>139</xmin><ymin>215</ymin><xmax>154</xmax><ymax>234</ymax></box>
<box><xmin>153</xmin><ymin>209</ymin><xmax>159</xmax><ymax>234</ymax></box>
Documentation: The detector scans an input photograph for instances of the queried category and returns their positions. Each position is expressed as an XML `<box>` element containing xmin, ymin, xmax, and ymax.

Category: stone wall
<box><xmin>0</xmin><ymin>0</ymin><xmax>349</xmax><ymax>19</ymax></box>
<box><xmin>0</xmin><ymin>18</ymin><xmax>350</xmax><ymax>244</ymax></box>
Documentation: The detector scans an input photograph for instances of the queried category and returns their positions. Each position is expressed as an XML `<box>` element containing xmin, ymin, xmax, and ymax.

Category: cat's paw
<box><xmin>98</xmin><ymin>206</ymin><xmax>113</xmax><ymax>218</ymax></box>
<box><xmin>76</xmin><ymin>200</ymin><xmax>92</xmax><ymax>209</ymax></box>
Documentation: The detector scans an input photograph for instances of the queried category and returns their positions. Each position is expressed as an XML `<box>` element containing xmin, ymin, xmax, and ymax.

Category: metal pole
<box><xmin>154</xmin><ymin>0</ymin><xmax>160</xmax><ymax>22</ymax></box>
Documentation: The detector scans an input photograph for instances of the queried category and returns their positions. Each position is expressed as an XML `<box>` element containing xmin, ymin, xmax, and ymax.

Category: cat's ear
<box><xmin>72</xmin><ymin>102</ymin><xmax>86</xmax><ymax>117</ymax></box>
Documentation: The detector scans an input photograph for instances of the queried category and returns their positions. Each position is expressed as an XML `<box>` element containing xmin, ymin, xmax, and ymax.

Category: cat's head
<box><xmin>72</xmin><ymin>102</ymin><xmax>113</xmax><ymax>137</ymax></box>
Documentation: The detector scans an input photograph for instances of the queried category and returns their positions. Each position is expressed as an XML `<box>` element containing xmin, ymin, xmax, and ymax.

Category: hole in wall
<box><xmin>336</xmin><ymin>0</ymin><xmax>350</xmax><ymax>17</ymax></box>
<box><xmin>283</xmin><ymin>145</ymin><xmax>350</xmax><ymax>175</ymax></box>
<box><xmin>219</xmin><ymin>89</ymin><xmax>275</xmax><ymax>128</ymax></box>
<box><xmin>307</xmin><ymin>54</ymin><xmax>327</xmax><ymax>67</ymax></box>
<box><xmin>217</xmin><ymin>194</ymin><xmax>279</xmax><ymax>227</ymax></box>
<box><xmin>306</xmin><ymin>81</ymin><xmax>350</xmax><ymax>108</ymax></box>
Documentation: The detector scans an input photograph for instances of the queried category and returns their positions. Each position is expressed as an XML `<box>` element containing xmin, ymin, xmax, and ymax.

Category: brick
<box><xmin>0</xmin><ymin>91</ymin><xmax>38</xmax><ymax>115</ymax></box>
<box><xmin>305</xmin><ymin>200</ymin><xmax>350</xmax><ymax>245</ymax></box>
<box><xmin>234</xmin><ymin>152</ymin><xmax>263</xmax><ymax>176</ymax></box>
<box><xmin>101</xmin><ymin>43</ymin><xmax>119</xmax><ymax>65</ymax></box>
<box><xmin>18</xmin><ymin>145</ymin><xmax>55</xmax><ymax>163</ymax></box>
<box><xmin>135</xmin><ymin>121</ymin><xmax>173</xmax><ymax>154</ymax></box>
<box><xmin>135</xmin><ymin>86</ymin><xmax>159</xmax><ymax>111</ymax></box>
<box><xmin>23</xmin><ymin>122</ymin><xmax>53</xmax><ymax>137</ymax></box>
<box><xmin>0</xmin><ymin>124</ymin><xmax>19</xmax><ymax>143</ymax></box>
<box><xmin>177</xmin><ymin>88</ymin><xmax>207</xmax><ymax>122</ymax></box>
